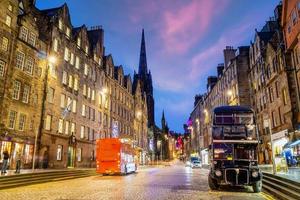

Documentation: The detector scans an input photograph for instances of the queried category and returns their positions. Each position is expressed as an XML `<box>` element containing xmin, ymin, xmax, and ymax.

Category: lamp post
<box><xmin>269</xmin><ymin>118</ymin><xmax>277</xmax><ymax>175</ymax></box>
<box><xmin>32</xmin><ymin>55</ymin><xmax>56</xmax><ymax>172</ymax></box>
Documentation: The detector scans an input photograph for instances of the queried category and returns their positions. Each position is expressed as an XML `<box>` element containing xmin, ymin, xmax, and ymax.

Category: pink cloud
<box><xmin>160</xmin><ymin>0</ymin><xmax>229</xmax><ymax>54</ymax></box>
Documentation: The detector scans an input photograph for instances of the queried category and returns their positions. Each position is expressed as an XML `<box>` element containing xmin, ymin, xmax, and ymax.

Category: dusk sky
<box><xmin>36</xmin><ymin>0</ymin><xmax>279</xmax><ymax>133</ymax></box>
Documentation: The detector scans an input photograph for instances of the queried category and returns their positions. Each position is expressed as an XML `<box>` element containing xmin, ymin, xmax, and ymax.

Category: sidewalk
<box><xmin>0</xmin><ymin>168</ymin><xmax>95</xmax><ymax>177</ymax></box>
<box><xmin>259</xmin><ymin>164</ymin><xmax>300</xmax><ymax>183</ymax></box>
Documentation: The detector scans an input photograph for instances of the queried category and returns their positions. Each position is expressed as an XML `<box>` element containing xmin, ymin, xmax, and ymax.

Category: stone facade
<box><xmin>0</xmin><ymin>1</ymin><xmax>150</xmax><ymax>169</ymax></box>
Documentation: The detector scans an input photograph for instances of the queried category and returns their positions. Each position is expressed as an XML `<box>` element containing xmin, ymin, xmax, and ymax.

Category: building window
<box><xmin>0</xmin><ymin>60</ymin><xmax>6</xmax><ymax>76</ymax></box>
<box><xmin>2</xmin><ymin>37</ymin><xmax>9</xmax><ymax>51</ymax></box>
<box><xmin>24</xmin><ymin>56</ymin><xmax>34</xmax><ymax>74</ymax></box>
<box><xmin>87</xmin><ymin>87</ymin><xmax>91</xmax><ymax>98</ymax></box>
<box><xmin>58</xmin><ymin>19</ymin><xmax>63</xmax><ymax>30</ymax></box>
<box><xmin>12</xmin><ymin>80</ymin><xmax>21</xmax><ymax>100</ymax></box>
<box><xmin>8</xmin><ymin>110</ymin><xmax>17</xmax><ymax>129</ymax></box>
<box><xmin>85</xmin><ymin>45</ymin><xmax>88</xmax><ymax>54</ymax></box>
<box><xmin>8</xmin><ymin>4</ymin><xmax>13</xmax><ymax>11</ymax></box>
<box><xmin>57</xmin><ymin>145</ymin><xmax>63</xmax><ymax>161</ymax></box>
<box><xmin>82</xmin><ymin>104</ymin><xmax>86</xmax><ymax>117</ymax></box>
<box><xmin>66</xmin><ymin>27</ymin><xmax>70</xmax><ymax>38</ymax></box>
<box><xmin>77</xmin><ymin>38</ymin><xmax>81</xmax><ymax>48</ymax></box>
<box><xmin>28</xmin><ymin>32</ymin><xmax>36</xmax><ymax>46</ymax></box>
<box><xmin>58</xmin><ymin>119</ymin><xmax>64</xmax><ymax>134</ymax></box>
<box><xmin>47</xmin><ymin>87</ymin><xmax>55</xmax><ymax>103</ymax></box>
<box><xmin>60</xmin><ymin>94</ymin><xmax>66</xmax><ymax>108</ymax></box>
<box><xmin>84</xmin><ymin>64</ymin><xmax>89</xmax><ymax>76</ymax></box>
<box><xmin>18</xmin><ymin>114</ymin><xmax>26</xmax><ymax>131</ymax></box>
<box><xmin>64</xmin><ymin>47</ymin><xmax>69</xmax><ymax>61</ymax></box>
<box><xmin>53</xmin><ymin>38</ymin><xmax>58</xmax><ymax>52</ymax></box>
<box><xmin>62</xmin><ymin>71</ymin><xmax>67</xmax><ymax>85</ymax></box>
<box><xmin>74</xmin><ymin>78</ymin><xmax>79</xmax><ymax>91</ymax></box>
<box><xmin>75</xmin><ymin>56</ymin><xmax>80</xmax><ymax>69</ymax></box>
<box><xmin>70</xmin><ymin>53</ymin><xmax>74</xmax><ymax>65</ymax></box>
<box><xmin>77</xmin><ymin>148</ymin><xmax>82</xmax><ymax>161</ymax></box>
<box><xmin>282</xmin><ymin>88</ymin><xmax>288</xmax><ymax>105</ymax></box>
<box><xmin>83</xmin><ymin>84</ymin><xmax>87</xmax><ymax>96</ymax></box>
<box><xmin>275</xmin><ymin>81</ymin><xmax>279</xmax><ymax>98</ymax></box>
<box><xmin>19</xmin><ymin>26</ymin><xmax>28</xmax><ymax>41</ymax></box>
<box><xmin>80</xmin><ymin>126</ymin><xmax>85</xmax><ymax>139</ymax></box>
<box><xmin>6</xmin><ymin>15</ymin><xmax>12</xmax><ymax>27</ymax></box>
<box><xmin>292</xmin><ymin>9</ymin><xmax>297</xmax><ymax>25</ymax></box>
<box><xmin>72</xmin><ymin>100</ymin><xmax>77</xmax><ymax>113</ymax></box>
<box><xmin>65</xmin><ymin>121</ymin><xmax>69</xmax><ymax>135</ymax></box>
<box><xmin>272</xmin><ymin>111</ymin><xmax>278</xmax><ymax>128</ymax></box>
<box><xmin>16</xmin><ymin>51</ymin><xmax>25</xmax><ymax>69</ymax></box>
<box><xmin>92</xmin><ymin>90</ymin><xmax>95</xmax><ymax>101</ymax></box>
<box><xmin>45</xmin><ymin>115</ymin><xmax>52</xmax><ymax>130</ymax></box>
<box><xmin>68</xmin><ymin>75</ymin><xmax>73</xmax><ymax>88</ymax></box>
<box><xmin>67</xmin><ymin>97</ymin><xmax>72</xmax><ymax>111</ymax></box>
<box><xmin>71</xmin><ymin>122</ymin><xmax>76</xmax><ymax>135</ymax></box>
<box><xmin>269</xmin><ymin>87</ymin><xmax>274</xmax><ymax>103</ymax></box>
<box><xmin>22</xmin><ymin>84</ymin><xmax>30</xmax><ymax>103</ymax></box>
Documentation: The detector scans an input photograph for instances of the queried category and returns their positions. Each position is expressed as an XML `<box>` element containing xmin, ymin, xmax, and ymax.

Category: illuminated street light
<box><xmin>227</xmin><ymin>89</ymin><xmax>233</xmax><ymax>97</ymax></box>
<box><xmin>48</xmin><ymin>55</ymin><xmax>57</xmax><ymax>64</ymax></box>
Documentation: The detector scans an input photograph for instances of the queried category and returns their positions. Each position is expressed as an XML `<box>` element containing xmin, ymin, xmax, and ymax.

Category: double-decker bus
<box><xmin>96</xmin><ymin>138</ymin><xmax>137</xmax><ymax>175</ymax></box>
<box><xmin>208</xmin><ymin>106</ymin><xmax>262</xmax><ymax>193</ymax></box>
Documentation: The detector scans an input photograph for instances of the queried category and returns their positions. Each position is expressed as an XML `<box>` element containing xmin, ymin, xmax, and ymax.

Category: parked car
<box><xmin>191</xmin><ymin>160</ymin><xmax>202</xmax><ymax>168</ymax></box>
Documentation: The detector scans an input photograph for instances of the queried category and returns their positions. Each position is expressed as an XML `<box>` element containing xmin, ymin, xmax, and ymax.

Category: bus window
<box><xmin>234</xmin><ymin>145</ymin><xmax>257</xmax><ymax>160</ymax></box>
<box><xmin>213</xmin><ymin>143</ymin><xmax>233</xmax><ymax>160</ymax></box>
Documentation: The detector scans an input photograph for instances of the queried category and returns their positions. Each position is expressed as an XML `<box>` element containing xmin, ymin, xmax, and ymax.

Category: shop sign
<box><xmin>271</xmin><ymin>129</ymin><xmax>288</xmax><ymax>141</ymax></box>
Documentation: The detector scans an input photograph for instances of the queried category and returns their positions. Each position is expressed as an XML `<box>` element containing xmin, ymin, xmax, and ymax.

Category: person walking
<box><xmin>15</xmin><ymin>151</ymin><xmax>22</xmax><ymax>174</ymax></box>
<box><xmin>1</xmin><ymin>150</ymin><xmax>9</xmax><ymax>175</ymax></box>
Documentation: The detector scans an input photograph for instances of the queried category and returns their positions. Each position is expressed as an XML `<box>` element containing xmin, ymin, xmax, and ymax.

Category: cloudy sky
<box><xmin>37</xmin><ymin>0</ymin><xmax>279</xmax><ymax>132</ymax></box>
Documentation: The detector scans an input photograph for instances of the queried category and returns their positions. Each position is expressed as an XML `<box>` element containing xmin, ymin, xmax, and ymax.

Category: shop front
<box><xmin>271</xmin><ymin>129</ymin><xmax>289</xmax><ymax>173</ymax></box>
<box><xmin>0</xmin><ymin>135</ymin><xmax>34</xmax><ymax>170</ymax></box>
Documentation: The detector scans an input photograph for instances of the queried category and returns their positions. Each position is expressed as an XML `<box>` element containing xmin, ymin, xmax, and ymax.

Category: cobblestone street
<box><xmin>0</xmin><ymin>163</ymin><xmax>273</xmax><ymax>200</ymax></box>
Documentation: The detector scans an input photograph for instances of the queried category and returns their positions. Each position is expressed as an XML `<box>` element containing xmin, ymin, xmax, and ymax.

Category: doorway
<box><xmin>67</xmin><ymin>146</ymin><xmax>75</xmax><ymax>168</ymax></box>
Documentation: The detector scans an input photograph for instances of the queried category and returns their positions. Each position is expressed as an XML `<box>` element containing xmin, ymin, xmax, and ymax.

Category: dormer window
<box><xmin>58</xmin><ymin>19</ymin><xmax>63</xmax><ymax>30</ymax></box>
<box><xmin>66</xmin><ymin>27</ymin><xmax>70</xmax><ymax>38</ymax></box>
<box><xmin>77</xmin><ymin>38</ymin><xmax>81</xmax><ymax>48</ymax></box>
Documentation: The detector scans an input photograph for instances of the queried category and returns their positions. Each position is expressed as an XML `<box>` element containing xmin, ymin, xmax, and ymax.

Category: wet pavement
<box><xmin>0</xmin><ymin>162</ymin><xmax>274</xmax><ymax>200</ymax></box>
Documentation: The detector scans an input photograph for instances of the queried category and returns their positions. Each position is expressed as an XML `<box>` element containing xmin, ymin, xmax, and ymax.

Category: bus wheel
<box><xmin>252</xmin><ymin>181</ymin><xmax>262</xmax><ymax>193</ymax></box>
<box><xmin>208</xmin><ymin>175</ymin><xmax>219</xmax><ymax>190</ymax></box>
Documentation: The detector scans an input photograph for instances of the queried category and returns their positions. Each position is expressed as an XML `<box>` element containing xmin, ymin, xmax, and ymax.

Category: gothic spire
<box><xmin>138</xmin><ymin>29</ymin><xmax>148</xmax><ymax>75</ymax></box>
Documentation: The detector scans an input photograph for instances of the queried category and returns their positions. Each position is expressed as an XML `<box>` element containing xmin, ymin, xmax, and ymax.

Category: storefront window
<box><xmin>0</xmin><ymin>141</ymin><xmax>12</xmax><ymax>162</ymax></box>
<box><xmin>24</xmin><ymin>144</ymin><xmax>33</xmax><ymax>164</ymax></box>
<box><xmin>77</xmin><ymin>148</ymin><xmax>82</xmax><ymax>162</ymax></box>
<box><xmin>57</xmin><ymin>145</ymin><xmax>63</xmax><ymax>161</ymax></box>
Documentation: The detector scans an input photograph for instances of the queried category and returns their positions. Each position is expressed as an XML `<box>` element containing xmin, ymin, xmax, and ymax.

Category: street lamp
<box><xmin>32</xmin><ymin>55</ymin><xmax>57</xmax><ymax>172</ymax></box>
<box><xmin>227</xmin><ymin>89</ymin><xmax>233</xmax><ymax>97</ymax></box>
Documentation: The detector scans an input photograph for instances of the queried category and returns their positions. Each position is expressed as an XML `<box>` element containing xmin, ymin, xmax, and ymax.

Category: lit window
<box><xmin>82</xmin><ymin>104</ymin><xmax>86</xmax><ymax>116</ymax></box>
<box><xmin>71</xmin><ymin>122</ymin><xmax>76</xmax><ymax>134</ymax></box>
<box><xmin>28</xmin><ymin>32</ymin><xmax>36</xmax><ymax>46</ymax></box>
<box><xmin>83</xmin><ymin>84</ymin><xmax>87</xmax><ymax>96</ymax></box>
<box><xmin>75</xmin><ymin>56</ymin><xmax>80</xmax><ymax>69</ymax></box>
<box><xmin>8</xmin><ymin>110</ymin><xmax>17</xmax><ymax>129</ymax></box>
<box><xmin>80</xmin><ymin>126</ymin><xmax>85</xmax><ymax>139</ymax></box>
<box><xmin>12</xmin><ymin>80</ymin><xmax>21</xmax><ymax>100</ymax></box>
<box><xmin>53</xmin><ymin>38</ymin><xmax>58</xmax><ymax>52</ymax></box>
<box><xmin>0</xmin><ymin>60</ymin><xmax>6</xmax><ymax>76</ymax></box>
<box><xmin>16</xmin><ymin>51</ymin><xmax>25</xmax><ymax>69</ymax></box>
<box><xmin>57</xmin><ymin>145</ymin><xmax>62</xmax><ymax>160</ymax></box>
<box><xmin>77</xmin><ymin>38</ymin><xmax>81</xmax><ymax>48</ymax></box>
<box><xmin>72</xmin><ymin>100</ymin><xmax>77</xmax><ymax>113</ymax></box>
<box><xmin>45</xmin><ymin>115</ymin><xmax>52</xmax><ymax>131</ymax></box>
<box><xmin>66</xmin><ymin>27</ymin><xmax>70</xmax><ymax>38</ymax></box>
<box><xmin>70</xmin><ymin>53</ymin><xmax>74</xmax><ymax>65</ymax></box>
<box><xmin>65</xmin><ymin>121</ymin><xmax>69</xmax><ymax>135</ymax></box>
<box><xmin>62</xmin><ymin>71</ymin><xmax>67</xmax><ymax>85</ymax></box>
<box><xmin>8</xmin><ymin>4</ymin><xmax>13</xmax><ymax>11</ymax></box>
<box><xmin>18</xmin><ymin>114</ymin><xmax>26</xmax><ymax>131</ymax></box>
<box><xmin>60</xmin><ymin>94</ymin><xmax>66</xmax><ymax>108</ymax></box>
<box><xmin>67</xmin><ymin>97</ymin><xmax>72</xmax><ymax>111</ymax></box>
<box><xmin>6</xmin><ymin>15</ymin><xmax>12</xmax><ymax>27</ymax></box>
<box><xmin>64</xmin><ymin>47</ymin><xmax>69</xmax><ymax>61</ymax></box>
<box><xmin>74</xmin><ymin>77</ymin><xmax>79</xmax><ymax>91</ymax></box>
<box><xmin>24</xmin><ymin>56</ymin><xmax>34</xmax><ymax>74</ymax></box>
<box><xmin>84</xmin><ymin>64</ymin><xmax>89</xmax><ymax>76</ymax></box>
<box><xmin>58</xmin><ymin>19</ymin><xmax>63</xmax><ymax>30</ymax></box>
<box><xmin>19</xmin><ymin>26</ymin><xmax>28</xmax><ymax>41</ymax></box>
<box><xmin>87</xmin><ymin>87</ymin><xmax>91</xmax><ymax>98</ymax></box>
<box><xmin>92</xmin><ymin>90</ymin><xmax>95</xmax><ymax>101</ymax></box>
<box><xmin>2</xmin><ymin>37</ymin><xmax>9</xmax><ymax>51</ymax></box>
<box><xmin>68</xmin><ymin>75</ymin><xmax>73</xmax><ymax>88</ymax></box>
<box><xmin>85</xmin><ymin>45</ymin><xmax>88</xmax><ymax>54</ymax></box>
<box><xmin>58</xmin><ymin>119</ymin><xmax>64</xmax><ymax>133</ymax></box>
<box><xmin>282</xmin><ymin>88</ymin><xmax>288</xmax><ymax>105</ymax></box>
<box><xmin>22</xmin><ymin>84</ymin><xmax>30</xmax><ymax>103</ymax></box>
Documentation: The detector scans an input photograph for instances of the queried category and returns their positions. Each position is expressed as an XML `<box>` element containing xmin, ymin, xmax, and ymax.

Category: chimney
<box><xmin>217</xmin><ymin>63</ymin><xmax>224</xmax><ymax>77</ymax></box>
<box><xmin>207</xmin><ymin>76</ymin><xmax>218</xmax><ymax>92</ymax></box>
<box><xmin>223</xmin><ymin>46</ymin><xmax>236</xmax><ymax>68</ymax></box>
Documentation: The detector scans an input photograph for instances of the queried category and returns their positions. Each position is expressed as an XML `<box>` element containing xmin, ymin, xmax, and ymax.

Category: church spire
<box><xmin>138</xmin><ymin>29</ymin><xmax>148</xmax><ymax>75</ymax></box>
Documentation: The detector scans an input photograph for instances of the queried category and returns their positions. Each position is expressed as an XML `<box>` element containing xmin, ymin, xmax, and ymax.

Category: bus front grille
<box><xmin>225</xmin><ymin>168</ymin><xmax>249</xmax><ymax>185</ymax></box>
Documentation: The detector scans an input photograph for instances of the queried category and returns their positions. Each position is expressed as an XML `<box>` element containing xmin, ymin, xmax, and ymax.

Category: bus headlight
<box><xmin>252</xmin><ymin>171</ymin><xmax>258</xmax><ymax>178</ymax></box>
<box><xmin>215</xmin><ymin>170</ymin><xmax>222</xmax><ymax>177</ymax></box>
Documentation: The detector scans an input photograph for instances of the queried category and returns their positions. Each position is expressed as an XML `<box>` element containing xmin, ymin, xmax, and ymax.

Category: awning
<box><xmin>284</xmin><ymin>139</ymin><xmax>300</xmax><ymax>148</ymax></box>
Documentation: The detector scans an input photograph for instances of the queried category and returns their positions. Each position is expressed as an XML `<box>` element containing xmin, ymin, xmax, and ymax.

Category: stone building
<box><xmin>0</xmin><ymin>0</ymin><xmax>47</xmax><ymax>169</ymax></box>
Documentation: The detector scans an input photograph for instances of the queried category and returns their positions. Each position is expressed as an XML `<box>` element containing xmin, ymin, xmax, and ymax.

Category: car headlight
<box><xmin>215</xmin><ymin>170</ymin><xmax>222</xmax><ymax>177</ymax></box>
<box><xmin>252</xmin><ymin>171</ymin><xmax>259</xmax><ymax>178</ymax></box>
<box><xmin>186</xmin><ymin>161</ymin><xmax>191</xmax><ymax>165</ymax></box>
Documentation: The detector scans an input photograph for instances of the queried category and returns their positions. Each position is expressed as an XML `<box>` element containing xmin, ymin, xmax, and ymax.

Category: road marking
<box><xmin>260</xmin><ymin>192</ymin><xmax>275</xmax><ymax>200</ymax></box>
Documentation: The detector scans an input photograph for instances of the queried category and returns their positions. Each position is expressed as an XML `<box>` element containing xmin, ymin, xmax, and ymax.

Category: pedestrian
<box><xmin>15</xmin><ymin>151</ymin><xmax>22</xmax><ymax>174</ymax></box>
<box><xmin>1</xmin><ymin>150</ymin><xmax>9</xmax><ymax>175</ymax></box>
